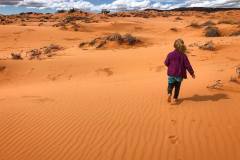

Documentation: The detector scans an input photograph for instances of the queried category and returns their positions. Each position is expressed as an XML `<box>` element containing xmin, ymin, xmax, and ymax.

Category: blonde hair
<box><xmin>174</xmin><ymin>39</ymin><xmax>187</xmax><ymax>53</ymax></box>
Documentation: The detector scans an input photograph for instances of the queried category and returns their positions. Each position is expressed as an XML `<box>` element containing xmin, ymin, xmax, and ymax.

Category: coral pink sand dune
<box><xmin>1</xmin><ymin>11</ymin><xmax>240</xmax><ymax>160</ymax></box>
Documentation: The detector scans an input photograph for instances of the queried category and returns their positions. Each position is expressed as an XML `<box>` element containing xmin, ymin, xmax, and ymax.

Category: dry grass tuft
<box><xmin>79</xmin><ymin>33</ymin><xmax>141</xmax><ymax>49</ymax></box>
<box><xmin>170</xmin><ymin>28</ymin><xmax>178</xmax><ymax>32</ymax></box>
<box><xmin>218</xmin><ymin>19</ymin><xmax>240</xmax><ymax>25</ymax></box>
<box><xmin>26</xmin><ymin>44</ymin><xmax>63</xmax><ymax>60</ymax></box>
<box><xmin>205</xmin><ymin>26</ymin><xmax>221</xmax><ymax>37</ymax></box>
<box><xmin>199</xmin><ymin>41</ymin><xmax>216</xmax><ymax>51</ymax></box>
<box><xmin>201</xmin><ymin>20</ymin><xmax>216</xmax><ymax>27</ymax></box>
<box><xmin>230</xmin><ymin>30</ymin><xmax>240</xmax><ymax>36</ymax></box>
<box><xmin>188</xmin><ymin>22</ymin><xmax>202</xmax><ymax>28</ymax></box>
<box><xmin>11</xmin><ymin>53</ymin><xmax>23</xmax><ymax>60</ymax></box>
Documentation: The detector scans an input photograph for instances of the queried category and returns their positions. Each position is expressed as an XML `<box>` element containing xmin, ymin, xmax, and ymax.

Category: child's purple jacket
<box><xmin>164</xmin><ymin>50</ymin><xmax>194</xmax><ymax>79</ymax></box>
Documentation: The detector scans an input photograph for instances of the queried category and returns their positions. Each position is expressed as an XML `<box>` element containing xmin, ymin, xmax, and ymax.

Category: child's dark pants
<box><xmin>168</xmin><ymin>81</ymin><xmax>182</xmax><ymax>99</ymax></box>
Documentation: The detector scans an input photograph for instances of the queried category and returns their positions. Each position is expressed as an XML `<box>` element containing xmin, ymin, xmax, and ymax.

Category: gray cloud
<box><xmin>0</xmin><ymin>0</ymin><xmax>22</xmax><ymax>5</ymax></box>
<box><xmin>0</xmin><ymin>0</ymin><xmax>239</xmax><ymax>11</ymax></box>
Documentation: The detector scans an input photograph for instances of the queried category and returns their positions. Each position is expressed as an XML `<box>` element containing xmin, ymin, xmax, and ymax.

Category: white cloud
<box><xmin>2</xmin><ymin>0</ymin><xmax>240</xmax><ymax>11</ymax></box>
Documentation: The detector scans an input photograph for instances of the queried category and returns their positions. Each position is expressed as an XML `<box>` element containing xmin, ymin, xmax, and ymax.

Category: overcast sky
<box><xmin>0</xmin><ymin>0</ymin><xmax>239</xmax><ymax>14</ymax></box>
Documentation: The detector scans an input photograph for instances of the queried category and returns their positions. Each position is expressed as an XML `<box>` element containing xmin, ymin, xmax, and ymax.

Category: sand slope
<box><xmin>0</xmin><ymin>11</ymin><xmax>240</xmax><ymax>160</ymax></box>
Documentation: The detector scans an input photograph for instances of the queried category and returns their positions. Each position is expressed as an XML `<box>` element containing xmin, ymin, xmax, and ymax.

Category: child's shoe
<box><xmin>171</xmin><ymin>98</ymin><xmax>178</xmax><ymax>105</ymax></box>
<box><xmin>167</xmin><ymin>94</ymin><xmax>172</xmax><ymax>103</ymax></box>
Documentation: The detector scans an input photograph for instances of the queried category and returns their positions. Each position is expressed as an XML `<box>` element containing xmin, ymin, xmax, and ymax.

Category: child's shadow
<box><xmin>178</xmin><ymin>93</ymin><xmax>229</xmax><ymax>105</ymax></box>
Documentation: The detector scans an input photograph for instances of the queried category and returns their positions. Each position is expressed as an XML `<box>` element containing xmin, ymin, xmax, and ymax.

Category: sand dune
<box><xmin>0</xmin><ymin>10</ymin><xmax>240</xmax><ymax>160</ymax></box>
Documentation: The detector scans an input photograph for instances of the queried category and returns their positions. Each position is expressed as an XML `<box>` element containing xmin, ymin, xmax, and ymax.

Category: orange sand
<box><xmin>0</xmin><ymin>10</ymin><xmax>240</xmax><ymax>160</ymax></box>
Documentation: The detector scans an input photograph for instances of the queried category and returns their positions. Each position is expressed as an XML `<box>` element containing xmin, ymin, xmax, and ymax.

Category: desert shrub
<box><xmin>64</xmin><ymin>16</ymin><xmax>75</xmax><ymax>23</ymax></box>
<box><xmin>96</xmin><ymin>40</ymin><xmax>107</xmax><ymax>48</ymax></box>
<box><xmin>230</xmin><ymin>30</ymin><xmax>240</xmax><ymax>36</ymax></box>
<box><xmin>79</xmin><ymin>42</ymin><xmax>87</xmax><ymax>48</ymax></box>
<box><xmin>26</xmin><ymin>44</ymin><xmax>62</xmax><ymax>60</ymax></box>
<box><xmin>57</xmin><ymin>10</ymin><xmax>66</xmax><ymax>13</ymax></box>
<box><xmin>68</xmin><ymin>8</ymin><xmax>77</xmax><ymax>13</ymax></box>
<box><xmin>11</xmin><ymin>53</ymin><xmax>23</xmax><ymax>60</ymax></box>
<box><xmin>79</xmin><ymin>33</ymin><xmax>141</xmax><ymax>49</ymax></box>
<box><xmin>201</xmin><ymin>20</ymin><xmax>216</xmax><ymax>27</ymax></box>
<box><xmin>170</xmin><ymin>28</ymin><xmax>178</xmax><ymax>32</ymax></box>
<box><xmin>199</xmin><ymin>41</ymin><xmax>216</xmax><ymax>51</ymax></box>
<box><xmin>237</xmin><ymin>67</ymin><xmax>240</xmax><ymax>78</ymax></box>
<box><xmin>43</xmin><ymin>44</ymin><xmax>62</xmax><ymax>54</ymax></box>
<box><xmin>162</xmin><ymin>13</ymin><xmax>170</xmax><ymax>17</ymax></box>
<box><xmin>189</xmin><ymin>22</ymin><xmax>201</xmax><ymax>28</ymax></box>
<box><xmin>27</xmin><ymin>49</ymin><xmax>41</xmax><ymax>60</ymax></box>
<box><xmin>40</xmin><ymin>19</ymin><xmax>47</xmax><ymax>22</ymax></box>
<box><xmin>230</xmin><ymin>67</ymin><xmax>240</xmax><ymax>83</ymax></box>
<box><xmin>53</xmin><ymin>22</ymin><xmax>65</xmax><ymax>27</ymax></box>
<box><xmin>101</xmin><ymin>9</ymin><xmax>110</xmax><ymax>14</ymax></box>
<box><xmin>175</xmin><ymin>17</ymin><xmax>183</xmax><ymax>20</ymax></box>
<box><xmin>122</xmin><ymin>34</ymin><xmax>139</xmax><ymax>45</ymax></box>
<box><xmin>106</xmin><ymin>33</ymin><xmax>123</xmax><ymax>43</ymax></box>
<box><xmin>205</xmin><ymin>27</ymin><xmax>221</xmax><ymax>37</ymax></box>
<box><xmin>218</xmin><ymin>19</ymin><xmax>239</xmax><ymax>25</ymax></box>
<box><xmin>43</xmin><ymin>16</ymin><xmax>49</xmax><ymax>20</ymax></box>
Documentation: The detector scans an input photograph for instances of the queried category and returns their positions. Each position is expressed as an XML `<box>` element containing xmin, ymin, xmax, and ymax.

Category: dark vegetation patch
<box><xmin>188</xmin><ymin>22</ymin><xmax>202</xmax><ymax>28</ymax></box>
<box><xmin>0</xmin><ymin>16</ymin><xmax>13</xmax><ymax>25</ymax></box>
<box><xmin>230</xmin><ymin>66</ymin><xmax>240</xmax><ymax>83</ymax></box>
<box><xmin>26</xmin><ymin>44</ymin><xmax>63</xmax><ymax>60</ymax></box>
<box><xmin>201</xmin><ymin>20</ymin><xmax>216</xmax><ymax>27</ymax></box>
<box><xmin>175</xmin><ymin>17</ymin><xmax>183</xmax><ymax>20</ymax></box>
<box><xmin>170</xmin><ymin>28</ymin><xmax>178</xmax><ymax>32</ymax></box>
<box><xmin>230</xmin><ymin>30</ymin><xmax>240</xmax><ymax>36</ymax></box>
<box><xmin>218</xmin><ymin>19</ymin><xmax>240</xmax><ymax>25</ymax></box>
<box><xmin>199</xmin><ymin>41</ymin><xmax>216</xmax><ymax>51</ymax></box>
<box><xmin>205</xmin><ymin>26</ymin><xmax>221</xmax><ymax>37</ymax></box>
<box><xmin>10</xmin><ymin>44</ymin><xmax>63</xmax><ymax>60</ymax></box>
<box><xmin>11</xmin><ymin>53</ymin><xmax>23</xmax><ymax>60</ymax></box>
<box><xmin>79</xmin><ymin>33</ymin><xmax>142</xmax><ymax>49</ymax></box>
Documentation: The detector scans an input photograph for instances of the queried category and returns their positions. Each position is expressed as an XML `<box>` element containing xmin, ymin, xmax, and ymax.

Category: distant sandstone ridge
<box><xmin>145</xmin><ymin>7</ymin><xmax>240</xmax><ymax>12</ymax></box>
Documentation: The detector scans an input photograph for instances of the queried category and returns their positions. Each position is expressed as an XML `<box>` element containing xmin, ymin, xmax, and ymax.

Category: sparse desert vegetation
<box><xmin>11</xmin><ymin>53</ymin><xmax>23</xmax><ymax>60</ymax></box>
<box><xmin>188</xmin><ymin>22</ymin><xmax>201</xmax><ymax>28</ymax></box>
<box><xmin>199</xmin><ymin>41</ymin><xmax>216</xmax><ymax>51</ymax></box>
<box><xmin>230</xmin><ymin>30</ymin><xmax>240</xmax><ymax>36</ymax></box>
<box><xmin>170</xmin><ymin>27</ymin><xmax>178</xmax><ymax>32</ymax></box>
<box><xmin>26</xmin><ymin>44</ymin><xmax>63</xmax><ymax>60</ymax></box>
<box><xmin>205</xmin><ymin>26</ymin><xmax>221</xmax><ymax>37</ymax></box>
<box><xmin>79</xmin><ymin>33</ymin><xmax>142</xmax><ymax>49</ymax></box>
<box><xmin>201</xmin><ymin>20</ymin><xmax>216</xmax><ymax>27</ymax></box>
<box><xmin>218</xmin><ymin>19</ymin><xmax>240</xmax><ymax>25</ymax></box>
<box><xmin>1</xmin><ymin>8</ymin><xmax>240</xmax><ymax>160</ymax></box>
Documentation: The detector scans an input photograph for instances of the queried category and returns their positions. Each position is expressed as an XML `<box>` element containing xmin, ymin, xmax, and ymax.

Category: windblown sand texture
<box><xmin>0</xmin><ymin>9</ymin><xmax>240</xmax><ymax>160</ymax></box>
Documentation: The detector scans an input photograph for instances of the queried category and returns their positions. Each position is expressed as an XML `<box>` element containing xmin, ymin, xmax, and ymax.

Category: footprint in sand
<box><xmin>47</xmin><ymin>74</ymin><xmax>63</xmax><ymax>81</ymax></box>
<box><xmin>32</xmin><ymin>97</ymin><xmax>54</xmax><ymax>103</ymax></box>
<box><xmin>149</xmin><ymin>65</ymin><xmax>164</xmax><ymax>72</ymax></box>
<box><xmin>168</xmin><ymin>135</ymin><xmax>179</xmax><ymax>144</ymax></box>
<box><xmin>22</xmin><ymin>96</ymin><xmax>54</xmax><ymax>103</ymax></box>
<box><xmin>68</xmin><ymin>75</ymin><xmax>73</xmax><ymax>80</ymax></box>
<box><xmin>0</xmin><ymin>66</ymin><xmax>6</xmax><ymax>72</ymax></box>
<box><xmin>96</xmin><ymin>68</ymin><xmax>114</xmax><ymax>77</ymax></box>
<box><xmin>171</xmin><ymin>119</ymin><xmax>177</xmax><ymax>125</ymax></box>
<box><xmin>0</xmin><ymin>98</ymin><xmax>6</xmax><ymax>101</ymax></box>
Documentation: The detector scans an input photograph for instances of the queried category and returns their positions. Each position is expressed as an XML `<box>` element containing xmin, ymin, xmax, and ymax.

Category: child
<box><xmin>164</xmin><ymin>39</ymin><xmax>195</xmax><ymax>104</ymax></box>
